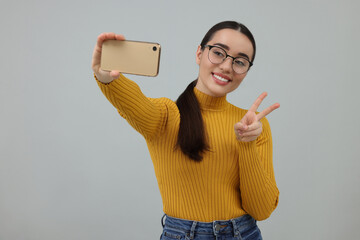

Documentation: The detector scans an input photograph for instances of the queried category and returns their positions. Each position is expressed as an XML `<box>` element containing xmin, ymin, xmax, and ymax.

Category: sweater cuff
<box><xmin>94</xmin><ymin>73</ymin><xmax>124</xmax><ymax>85</ymax></box>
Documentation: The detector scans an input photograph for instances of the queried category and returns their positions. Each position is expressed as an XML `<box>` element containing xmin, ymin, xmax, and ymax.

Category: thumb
<box><xmin>235</xmin><ymin>122</ymin><xmax>248</xmax><ymax>131</ymax></box>
<box><xmin>239</xmin><ymin>122</ymin><xmax>248</xmax><ymax>131</ymax></box>
<box><xmin>110</xmin><ymin>70</ymin><xmax>121</xmax><ymax>79</ymax></box>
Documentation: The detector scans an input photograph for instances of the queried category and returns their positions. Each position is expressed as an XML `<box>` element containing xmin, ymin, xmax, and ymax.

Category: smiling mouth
<box><xmin>212</xmin><ymin>73</ymin><xmax>231</xmax><ymax>83</ymax></box>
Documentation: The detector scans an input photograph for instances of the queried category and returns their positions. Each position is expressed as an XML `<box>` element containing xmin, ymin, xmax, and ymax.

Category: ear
<box><xmin>195</xmin><ymin>45</ymin><xmax>203</xmax><ymax>65</ymax></box>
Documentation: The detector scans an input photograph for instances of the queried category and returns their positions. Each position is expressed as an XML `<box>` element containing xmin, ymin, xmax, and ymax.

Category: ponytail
<box><xmin>176</xmin><ymin>80</ymin><xmax>209</xmax><ymax>161</ymax></box>
<box><xmin>175</xmin><ymin>21</ymin><xmax>256</xmax><ymax>161</ymax></box>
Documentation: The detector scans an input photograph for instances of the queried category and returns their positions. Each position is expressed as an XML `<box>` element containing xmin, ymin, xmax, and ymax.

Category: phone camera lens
<box><xmin>153</xmin><ymin>46</ymin><xmax>157</xmax><ymax>51</ymax></box>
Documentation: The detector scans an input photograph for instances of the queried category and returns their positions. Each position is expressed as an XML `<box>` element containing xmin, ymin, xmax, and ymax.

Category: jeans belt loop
<box><xmin>161</xmin><ymin>214</ymin><xmax>166</xmax><ymax>228</ymax></box>
<box><xmin>189</xmin><ymin>221</ymin><xmax>197</xmax><ymax>239</ymax></box>
<box><xmin>231</xmin><ymin>218</ymin><xmax>242</xmax><ymax>239</ymax></box>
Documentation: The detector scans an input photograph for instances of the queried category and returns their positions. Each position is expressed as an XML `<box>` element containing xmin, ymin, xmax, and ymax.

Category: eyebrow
<box><xmin>213</xmin><ymin>43</ymin><xmax>250</xmax><ymax>60</ymax></box>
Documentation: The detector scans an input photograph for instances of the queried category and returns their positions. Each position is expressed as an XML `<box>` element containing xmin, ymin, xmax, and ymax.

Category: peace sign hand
<box><xmin>234</xmin><ymin>92</ymin><xmax>280</xmax><ymax>142</ymax></box>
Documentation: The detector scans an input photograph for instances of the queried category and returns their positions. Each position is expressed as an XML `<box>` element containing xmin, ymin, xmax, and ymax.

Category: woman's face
<box><xmin>195</xmin><ymin>29</ymin><xmax>254</xmax><ymax>97</ymax></box>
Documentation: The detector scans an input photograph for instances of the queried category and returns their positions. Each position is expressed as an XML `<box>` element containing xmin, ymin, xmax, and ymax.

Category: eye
<box><xmin>211</xmin><ymin>48</ymin><xmax>225</xmax><ymax>57</ymax></box>
<box><xmin>234</xmin><ymin>58</ymin><xmax>247</xmax><ymax>67</ymax></box>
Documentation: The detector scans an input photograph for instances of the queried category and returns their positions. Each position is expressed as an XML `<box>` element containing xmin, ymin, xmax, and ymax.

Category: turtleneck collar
<box><xmin>194</xmin><ymin>87</ymin><xmax>229</xmax><ymax>111</ymax></box>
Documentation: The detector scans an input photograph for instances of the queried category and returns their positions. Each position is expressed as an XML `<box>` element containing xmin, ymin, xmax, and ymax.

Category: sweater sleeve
<box><xmin>238</xmin><ymin>117</ymin><xmax>279</xmax><ymax>220</ymax></box>
<box><xmin>95</xmin><ymin>74</ymin><xmax>169</xmax><ymax>140</ymax></box>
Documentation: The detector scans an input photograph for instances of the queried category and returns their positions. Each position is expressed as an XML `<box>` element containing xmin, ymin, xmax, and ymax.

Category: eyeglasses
<box><xmin>203</xmin><ymin>45</ymin><xmax>253</xmax><ymax>74</ymax></box>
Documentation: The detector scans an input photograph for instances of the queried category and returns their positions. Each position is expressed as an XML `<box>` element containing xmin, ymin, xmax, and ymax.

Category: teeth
<box><xmin>213</xmin><ymin>74</ymin><xmax>229</xmax><ymax>82</ymax></box>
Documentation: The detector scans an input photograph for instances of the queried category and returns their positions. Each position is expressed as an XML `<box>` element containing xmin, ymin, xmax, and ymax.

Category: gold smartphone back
<box><xmin>101</xmin><ymin>40</ymin><xmax>161</xmax><ymax>77</ymax></box>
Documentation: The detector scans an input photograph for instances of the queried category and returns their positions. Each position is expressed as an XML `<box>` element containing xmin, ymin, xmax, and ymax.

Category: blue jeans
<box><xmin>160</xmin><ymin>214</ymin><xmax>262</xmax><ymax>240</ymax></box>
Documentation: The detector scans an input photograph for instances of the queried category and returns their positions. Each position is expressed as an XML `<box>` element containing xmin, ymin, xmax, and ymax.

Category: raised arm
<box><xmin>92</xmin><ymin>33</ymin><xmax>169</xmax><ymax>140</ymax></box>
<box><xmin>234</xmin><ymin>92</ymin><xmax>280</xmax><ymax>220</ymax></box>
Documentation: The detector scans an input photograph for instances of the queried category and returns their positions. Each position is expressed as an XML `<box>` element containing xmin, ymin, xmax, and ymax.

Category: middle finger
<box><xmin>249</xmin><ymin>92</ymin><xmax>268</xmax><ymax>112</ymax></box>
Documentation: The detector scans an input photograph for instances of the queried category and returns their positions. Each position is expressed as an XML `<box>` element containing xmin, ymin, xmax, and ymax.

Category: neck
<box><xmin>194</xmin><ymin>88</ymin><xmax>229</xmax><ymax>111</ymax></box>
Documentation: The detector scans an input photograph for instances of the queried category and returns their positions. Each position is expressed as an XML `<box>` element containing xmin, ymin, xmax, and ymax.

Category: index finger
<box><xmin>96</xmin><ymin>32</ymin><xmax>125</xmax><ymax>49</ymax></box>
<box><xmin>249</xmin><ymin>92</ymin><xmax>268</xmax><ymax>112</ymax></box>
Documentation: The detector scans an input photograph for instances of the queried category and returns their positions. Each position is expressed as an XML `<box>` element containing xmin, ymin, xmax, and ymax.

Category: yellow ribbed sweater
<box><xmin>96</xmin><ymin>74</ymin><xmax>279</xmax><ymax>221</ymax></box>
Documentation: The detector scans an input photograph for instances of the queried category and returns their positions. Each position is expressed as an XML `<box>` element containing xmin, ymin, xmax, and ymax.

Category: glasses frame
<box><xmin>203</xmin><ymin>45</ymin><xmax>253</xmax><ymax>74</ymax></box>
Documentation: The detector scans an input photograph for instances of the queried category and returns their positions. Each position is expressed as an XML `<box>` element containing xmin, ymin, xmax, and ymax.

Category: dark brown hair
<box><xmin>176</xmin><ymin>21</ymin><xmax>256</xmax><ymax>161</ymax></box>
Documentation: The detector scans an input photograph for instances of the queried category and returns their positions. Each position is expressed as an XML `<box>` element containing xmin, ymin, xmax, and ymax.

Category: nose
<box><xmin>219</xmin><ymin>57</ymin><xmax>233</xmax><ymax>73</ymax></box>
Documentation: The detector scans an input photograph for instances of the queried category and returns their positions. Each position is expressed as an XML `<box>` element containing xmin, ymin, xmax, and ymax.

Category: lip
<box><xmin>213</xmin><ymin>72</ymin><xmax>231</xmax><ymax>81</ymax></box>
<box><xmin>212</xmin><ymin>72</ymin><xmax>232</xmax><ymax>85</ymax></box>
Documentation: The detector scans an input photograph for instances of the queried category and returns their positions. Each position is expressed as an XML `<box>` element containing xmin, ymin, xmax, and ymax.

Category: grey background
<box><xmin>1</xmin><ymin>0</ymin><xmax>359</xmax><ymax>239</ymax></box>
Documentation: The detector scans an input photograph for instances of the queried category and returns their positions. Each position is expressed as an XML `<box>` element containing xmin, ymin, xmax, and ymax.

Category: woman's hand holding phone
<box><xmin>91</xmin><ymin>33</ymin><xmax>125</xmax><ymax>83</ymax></box>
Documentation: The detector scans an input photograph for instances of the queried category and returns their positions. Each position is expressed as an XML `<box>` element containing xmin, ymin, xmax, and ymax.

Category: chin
<box><xmin>210</xmin><ymin>89</ymin><xmax>228</xmax><ymax>97</ymax></box>
<box><xmin>211</xmin><ymin>85</ymin><xmax>234</xmax><ymax>97</ymax></box>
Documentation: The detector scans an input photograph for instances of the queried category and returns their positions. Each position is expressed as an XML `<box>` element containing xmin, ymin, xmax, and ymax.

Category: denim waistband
<box><xmin>161</xmin><ymin>214</ymin><xmax>257</xmax><ymax>239</ymax></box>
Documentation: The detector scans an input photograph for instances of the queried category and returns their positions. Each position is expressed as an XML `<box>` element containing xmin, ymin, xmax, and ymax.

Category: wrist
<box><xmin>94</xmin><ymin>72</ymin><xmax>114</xmax><ymax>84</ymax></box>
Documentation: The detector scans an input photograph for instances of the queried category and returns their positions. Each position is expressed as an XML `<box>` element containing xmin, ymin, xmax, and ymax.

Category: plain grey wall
<box><xmin>1</xmin><ymin>0</ymin><xmax>359</xmax><ymax>239</ymax></box>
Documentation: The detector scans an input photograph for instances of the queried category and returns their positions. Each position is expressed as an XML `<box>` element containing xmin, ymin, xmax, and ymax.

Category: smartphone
<box><xmin>101</xmin><ymin>40</ymin><xmax>161</xmax><ymax>77</ymax></box>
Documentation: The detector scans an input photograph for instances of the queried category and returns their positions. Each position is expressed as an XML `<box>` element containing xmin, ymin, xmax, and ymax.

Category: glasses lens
<box><xmin>208</xmin><ymin>46</ymin><xmax>226</xmax><ymax>64</ymax></box>
<box><xmin>233</xmin><ymin>58</ymin><xmax>250</xmax><ymax>74</ymax></box>
<box><xmin>208</xmin><ymin>46</ymin><xmax>250</xmax><ymax>74</ymax></box>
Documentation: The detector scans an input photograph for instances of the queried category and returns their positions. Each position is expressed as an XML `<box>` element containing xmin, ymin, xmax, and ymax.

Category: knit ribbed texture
<box><xmin>96</xmin><ymin>74</ymin><xmax>279</xmax><ymax>221</ymax></box>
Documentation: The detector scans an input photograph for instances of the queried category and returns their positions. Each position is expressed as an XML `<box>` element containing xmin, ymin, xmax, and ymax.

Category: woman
<box><xmin>92</xmin><ymin>21</ymin><xmax>279</xmax><ymax>240</ymax></box>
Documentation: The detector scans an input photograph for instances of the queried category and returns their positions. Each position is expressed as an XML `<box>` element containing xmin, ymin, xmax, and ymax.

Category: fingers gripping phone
<box><xmin>101</xmin><ymin>40</ymin><xmax>161</xmax><ymax>77</ymax></box>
